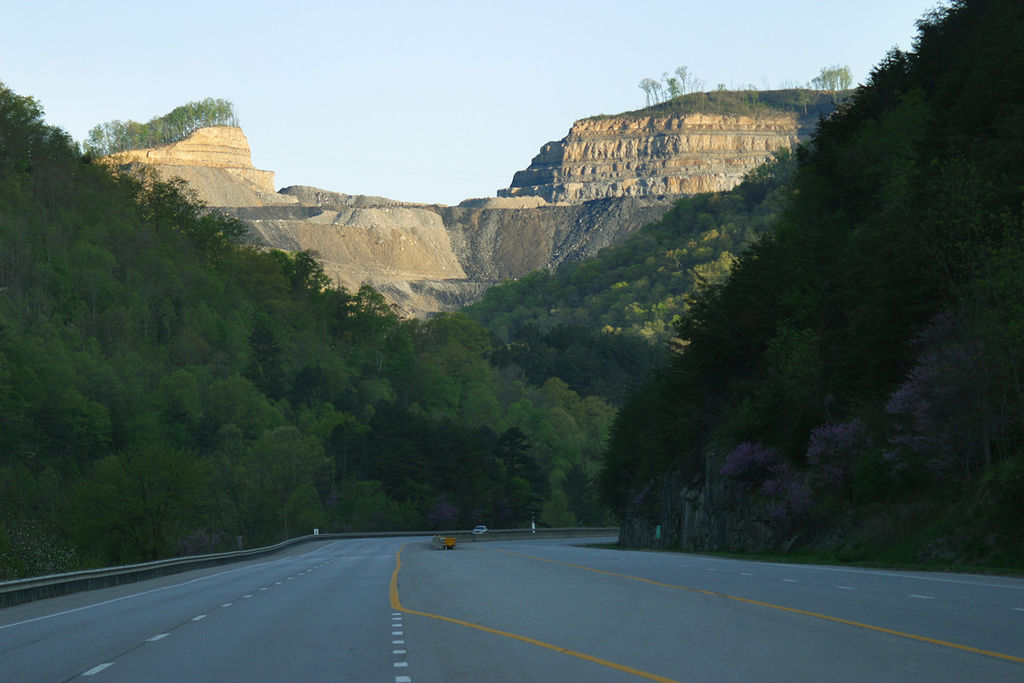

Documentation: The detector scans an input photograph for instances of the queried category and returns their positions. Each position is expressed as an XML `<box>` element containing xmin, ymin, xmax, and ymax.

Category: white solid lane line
<box><xmin>760</xmin><ymin>562</ymin><xmax>1024</xmax><ymax>590</ymax></box>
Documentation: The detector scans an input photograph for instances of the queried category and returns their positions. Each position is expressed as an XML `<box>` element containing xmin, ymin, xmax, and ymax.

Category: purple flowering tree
<box><xmin>720</xmin><ymin>442</ymin><xmax>781</xmax><ymax>492</ymax></box>
<box><xmin>721</xmin><ymin>442</ymin><xmax>812</xmax><ymax>525</ymax></box>
<box><xmin>886</xmin><ymin>312</ymin><xmax>995</xmax><ymax>479</ymax></box>
<box><xmin>426</xmin><ymin>495</ymin><xmax>460</xmax><ymax>530</ymax></box>
<box><xmin>178</xmin><ymin>529</ymin><xmax>231</xmax><ymax>556</ymax></box>
<box><xmin>804</xmin><ymin>419</ymin><xmax>871</xmax><ymax>501</ymax></box>
<box><xmin>760</xmin><ymin>466</ymin><xmax>813</xmax><ymax>523</ymax></box>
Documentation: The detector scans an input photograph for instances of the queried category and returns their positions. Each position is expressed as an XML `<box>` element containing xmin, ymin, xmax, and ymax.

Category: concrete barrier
<box><xmin>0</xmin><ymin>527</ymin><xmax>618</xmax><ymax>608</ymax></box>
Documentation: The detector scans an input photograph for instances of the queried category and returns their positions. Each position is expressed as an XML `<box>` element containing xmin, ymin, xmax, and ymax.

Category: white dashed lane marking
<box><xmin>76</xmin><ymin>557</ymin><xmax>348</xmax><ymax>680</ymax></box>
<box><xmin>392</xmin><ymin>611</ymin><xmax>410</xmax><ymax>681</ymax></box>
<box><xmin>909</xmin><ymin>594</ymin><xmax>936</xmax><ymax>600</ymax></box>
<box><xmin>82</xmin><ymin>662</ymin><xmax>114</xmax><ymax>676</ymax></box>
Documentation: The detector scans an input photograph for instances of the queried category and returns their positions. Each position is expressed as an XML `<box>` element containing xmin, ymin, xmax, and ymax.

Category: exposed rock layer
<box><xmin>500</xmin><ymin>112</ymin><xmax>814</xmax><ymax>203</ymax></box>
<box><xmin>110</xmin><ymin>127</ymin><xmax>286</xmax><ymax>207</ymax></box>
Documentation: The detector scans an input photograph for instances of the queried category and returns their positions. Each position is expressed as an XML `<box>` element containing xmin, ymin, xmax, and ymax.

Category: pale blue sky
<box><xmin>2</xmin><ymin>0</ymin><xmax>939</xmax><ymax>205</ymax></box>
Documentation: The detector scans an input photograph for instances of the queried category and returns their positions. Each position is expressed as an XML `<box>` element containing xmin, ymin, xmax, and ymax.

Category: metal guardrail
<box><xmin>449</xmin><ymin>527</ymin><xmax>619</xmax><ymax>543</ymax></box>
<box><xmin>0</xmin><ymin>527</ymin><xmax>618</xmax><ymax>608</ymax></box>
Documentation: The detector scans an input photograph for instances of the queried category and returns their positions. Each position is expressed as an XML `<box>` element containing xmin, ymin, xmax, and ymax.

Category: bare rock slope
<box><xmin>230</xmin><ymin>189</ymin><xmax>474</xmax><ymax>315</ymax></box>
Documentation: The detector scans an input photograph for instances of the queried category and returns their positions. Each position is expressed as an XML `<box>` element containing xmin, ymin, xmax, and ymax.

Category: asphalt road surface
<box><xmin>2</xmin><ymin>536</ymin><xmax>1022</xmax><ymax>681</ymax></box>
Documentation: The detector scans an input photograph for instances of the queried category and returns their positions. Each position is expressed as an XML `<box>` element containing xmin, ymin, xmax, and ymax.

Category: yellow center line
<box><xmin>389</xmin><ymin>544</ymin><xmax>681</xmax><ymax>683</ymax></box>
<box><xmin>495</xmin><ymin>548</ymin><xmax>1024</xmax><ymax>665</ymax></box>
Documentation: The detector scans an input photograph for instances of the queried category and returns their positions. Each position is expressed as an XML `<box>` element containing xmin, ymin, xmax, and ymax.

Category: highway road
<box><xmin>1</xmin><ymin>536</ymin><xmax>1022</xmax><ymax>681</ymax></box>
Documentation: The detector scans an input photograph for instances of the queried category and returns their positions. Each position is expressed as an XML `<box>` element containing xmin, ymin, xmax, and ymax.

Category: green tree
<box><xmin>203</xmin><ymin>374</ymin><xmax>283</xmax><ymax>441</ymax></box>
<box><xmin>638</xmin><ymin>78</ymin><xmax>660</xmax><ymax>106</ymax></box>
<box><xmin>331</xmin><ymin>478</ymin><xmax>420</xmax><ymax>531</ymax></box>
<box><xmin>73</xmin><ymin>445</ymin><xmax>211</xmax><ymax>562</ymax></box>
<box><xmin>811</xmin><ymin>64</ymin><xmax>853</xmax><ymax>101</ymax></box>
<box><xmin>246</xmin><ymin>316</ymin><xmax>287</xmax><ymax>399</ymax></box>
<box><xmin>242</xmin><ymin>426</ymin><xmax>332</xmax><ymax>542</ymax></box>
<box><xmin>673</xmin><ymin>65</ymin><xmax>704</xmax><ymax>95</ymax></box>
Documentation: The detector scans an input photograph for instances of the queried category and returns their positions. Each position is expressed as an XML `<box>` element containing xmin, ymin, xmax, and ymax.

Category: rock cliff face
<box><xmin>110</xmin><ymin>127</ymin><xmax>289</xmax><ymax>207</ymax></box>
<box><xmin>500</xmin><ymin>112</ymin><xmax>815</xmax><ymax>203</ymax></box>
<box><xmin>618</xmin><ymin>464</ymin><xmax>777</xmax><ymax>552</ymax></box>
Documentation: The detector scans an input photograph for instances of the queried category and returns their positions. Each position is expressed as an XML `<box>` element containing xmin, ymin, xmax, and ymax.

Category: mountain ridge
<box><xmin>107</xmin><ymin>91</ymin><xmax>830</xmax><ymax>316</ymax></box>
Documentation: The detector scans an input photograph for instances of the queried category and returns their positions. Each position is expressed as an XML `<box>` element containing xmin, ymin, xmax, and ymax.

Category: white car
<box><xmin>472</xmin><ymin>525</ymin><xmax>488</xmax><ymax>534</ymax></box>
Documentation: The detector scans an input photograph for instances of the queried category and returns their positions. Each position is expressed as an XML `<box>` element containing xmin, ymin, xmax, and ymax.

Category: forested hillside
<box><xmin>600</xmin><ymin>0</ymin><xmax>1024</xmax><ymax>567</ymax></box>
<box><xmin>0</xmin><ymin>84</ymin><xmax>613</xmax><ymax>577</ymax></box>
<box><xmin>466</xmin><ymin>149</ymin><xmax>796</xmax><ymax>403</ymax></box>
